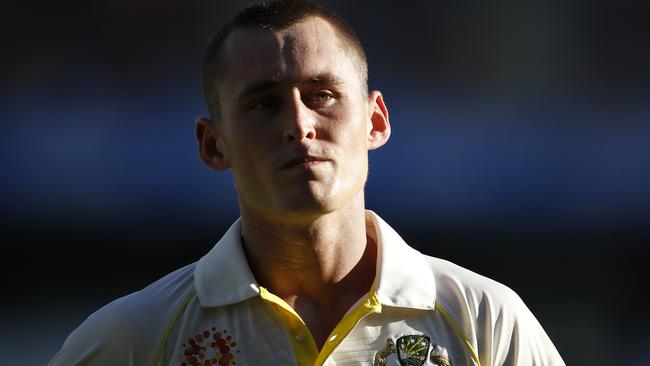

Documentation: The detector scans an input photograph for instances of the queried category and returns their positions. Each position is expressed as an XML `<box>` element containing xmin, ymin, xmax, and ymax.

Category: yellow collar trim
<box><xmin>259</xmin><ymin>287</ymin><xmax>382</xmax><ymax>366</ymax></box>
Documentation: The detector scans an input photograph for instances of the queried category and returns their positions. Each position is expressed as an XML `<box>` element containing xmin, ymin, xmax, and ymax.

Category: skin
<box><xmin>195</xmin><ymin>16</ymin><xmax>390</xmax><ymax>349</ymax></box>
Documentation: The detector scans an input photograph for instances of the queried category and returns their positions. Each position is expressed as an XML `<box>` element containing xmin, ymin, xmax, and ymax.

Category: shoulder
<box><xmin>424</xmin><ymin>255</ymin><xmax>565</xmax><ymax>365</ymax></box>
<box><xmin>426</xmin><ymin>255</ymin><xmax>520</xmax><ymax>314</ymax></box>
<box><xmin>425</xmin><ymin>256</ymin><xmax>524</xmax><ymax>339</ymax></box>
<box><xmin>49</xmin><ymin>263</ymin><xmax>197</xmax><ymax>366</ymax></box>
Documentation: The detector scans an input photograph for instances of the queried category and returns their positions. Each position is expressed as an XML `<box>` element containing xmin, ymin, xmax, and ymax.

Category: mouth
<box><xmin>280</xmin><ymin>155</ymin><xmax>330</xmax><ymax>170</ymax></box>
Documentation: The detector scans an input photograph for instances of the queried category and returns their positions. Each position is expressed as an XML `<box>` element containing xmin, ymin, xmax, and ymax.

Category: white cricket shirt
<box><xmin>50</xmin><ymin>211</ymin><xmax>564</xmax><ymax>366</ymax></box>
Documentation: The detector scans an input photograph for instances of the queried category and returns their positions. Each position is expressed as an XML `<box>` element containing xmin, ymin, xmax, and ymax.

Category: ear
<box><xmin>195</xmin><ymin>116</ymin><xmax>230</xmax><ymax>171</ymax></box>
<box><xmin>366</xmin><ymin>90</ymin><xmax>391</xmax><ymax>150</ymax></box>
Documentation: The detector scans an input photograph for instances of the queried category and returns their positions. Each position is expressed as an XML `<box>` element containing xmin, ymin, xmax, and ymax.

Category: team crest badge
<box><xmin>374</xmin><ymin>335</ymin><xmax>452</xmax><ymax>366</ymax></box>
<box><xmin>396</xmin><ymin>335</ymin><xmax>431</xmax><ymax>366</ymax></box>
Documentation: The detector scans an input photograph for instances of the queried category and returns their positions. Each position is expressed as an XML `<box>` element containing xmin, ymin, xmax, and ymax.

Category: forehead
<box><xmin>219</xmin><ymin>17</ymin><xmax>358</xmax><ymax>95</ymax></box>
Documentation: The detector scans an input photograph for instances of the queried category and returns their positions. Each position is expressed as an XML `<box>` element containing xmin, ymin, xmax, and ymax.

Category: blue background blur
<box><xmin>2</xmin><ymin>0</ymin><xmax>649</xmax><ymax>364</ymax></box>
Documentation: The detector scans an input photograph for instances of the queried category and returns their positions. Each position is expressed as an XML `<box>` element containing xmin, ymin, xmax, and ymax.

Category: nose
<box><xmin>283</xmin><ymin>89</ymin><xmax>316</xmax><ymax>143</ymax></box>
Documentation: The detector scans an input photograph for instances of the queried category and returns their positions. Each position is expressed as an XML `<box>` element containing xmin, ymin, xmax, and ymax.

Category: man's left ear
<box><xmin>366</xmin><ymin>90</ymin><xmax>391</xmax><ymax>150</ymax></box>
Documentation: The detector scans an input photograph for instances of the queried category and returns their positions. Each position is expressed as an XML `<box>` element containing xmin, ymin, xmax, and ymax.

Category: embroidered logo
<box><xmin>181</xmin><ymin>327</ymin><xmax>239</xmax><ymax>366</ymax></box>
<box><xmin>396</xmin><ymin>335</ymin><xmax>431</xmax><ymax>366</ymax></box>
<box><xmin>375</xmin><ymin>335</ymin><xmax>436</xmax><ymax>366</ymax></box>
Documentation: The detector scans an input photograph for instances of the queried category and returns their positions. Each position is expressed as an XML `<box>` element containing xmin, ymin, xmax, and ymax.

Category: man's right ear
<box><xmin>195</xmin><ymin>116</ymin><xmax>230</xmax><ymax>171</ymax></box>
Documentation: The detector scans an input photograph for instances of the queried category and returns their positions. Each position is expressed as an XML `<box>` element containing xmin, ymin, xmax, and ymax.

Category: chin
<box><xmin>284</xmin><ymin>185</ymin><xmax>363</xmax><ymax>217</ymax></box>
<box><xmin>282</xmin><ymin>194</ymin><xmax>334</xmax><ymax>214</ymax></box>
<box><xmin>278</xmin><ymin>184</ymin><xmax>338</xmax><ymax>214</ymax></box>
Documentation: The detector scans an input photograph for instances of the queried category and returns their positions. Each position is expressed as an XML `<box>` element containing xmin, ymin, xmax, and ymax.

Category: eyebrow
<box><xmin>235</xmin><ymin>73</ymin><xmax>345</xmax><ymax>101</ymax></box>
<box><xmin>308</xmin><ymin>73</ymin><xmax>345</xmax><ymax>87</ymax></box>
<box><xmin>236</xmin><ymin>79</ymin><xmax>279</xmax><ymax>101</ymax></box>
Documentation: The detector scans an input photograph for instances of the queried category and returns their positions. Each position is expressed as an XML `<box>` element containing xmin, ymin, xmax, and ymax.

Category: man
<box><xmin>50</xmin><ymin>1</ymin><xmax>564</xmax><ymax>365</ymax></box>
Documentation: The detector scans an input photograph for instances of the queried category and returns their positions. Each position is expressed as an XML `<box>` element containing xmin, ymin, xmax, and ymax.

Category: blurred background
<box><xmin>1</xmin><ymin>0</ymin><xmax>649</xmax><ymax>364</ymax></box>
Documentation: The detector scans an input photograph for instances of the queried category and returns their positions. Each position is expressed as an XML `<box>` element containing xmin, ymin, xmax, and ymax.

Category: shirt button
<box><xmin>295</xmin><ymin>332</ymin><xmax>306</xmax><ymax>341</ymax></box>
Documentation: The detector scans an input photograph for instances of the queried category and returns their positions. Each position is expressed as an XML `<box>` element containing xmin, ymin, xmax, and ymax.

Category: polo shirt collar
<box><xmin>195</xmin><ymin>218</ymin><xmax>260</xmax><ymax>307</ymax></box>
<box><xmin>366</xmin><ymin>210</ymin><xmax>436</xmax><ymax>310</ymax></box>
<box><xmin>195</xmin><ymin>212</ymin><xmax>436</xmax><ymax>310</ymax></box>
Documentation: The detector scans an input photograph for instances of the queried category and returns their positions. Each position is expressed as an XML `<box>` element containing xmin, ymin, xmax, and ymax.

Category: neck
<box><xmin>239</xmin><ymin>196</ymin><xmax>377</xmax><ymax>347</ymax></box>
<box><xmin>241</xmin><ymin>197</ymin><xmax>373</xmax><ymax>298</ymax></box>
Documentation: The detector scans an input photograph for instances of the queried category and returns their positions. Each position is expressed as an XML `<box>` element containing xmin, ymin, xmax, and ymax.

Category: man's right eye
<box><xmin>249</xmin><ymin>98</ymin><xmax>278</xmax><ymax>111</ymax></box>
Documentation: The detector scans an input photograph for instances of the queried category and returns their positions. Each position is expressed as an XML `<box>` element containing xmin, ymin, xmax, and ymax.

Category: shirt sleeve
<box><xmin>480</xmin><ymin>286</ymin><xmax>565</xmax><ymax>366</ymax></box>
<box><xmin>48</xmin><ymin>292</ymin><xmax>164</xmax><ymax>366</ymax></box>
<box><xmin>49</xmin><ymin>264</ymin><xmax>196</xmax><ymax>366</ymax></box>
<box><xmin>432</xmin><ymin>258</ymin><xmax>565</xmax><ymax>366</ymax></box>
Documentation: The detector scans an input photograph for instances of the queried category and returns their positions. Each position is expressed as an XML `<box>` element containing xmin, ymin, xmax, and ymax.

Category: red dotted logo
<box><xmin>181</xmin><ymin>327</ymin><xmax>239</xmax><ymax>366</ymax></box>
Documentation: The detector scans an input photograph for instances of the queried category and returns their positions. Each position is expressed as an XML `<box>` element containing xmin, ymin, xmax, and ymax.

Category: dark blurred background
<box><xmin>2</xmin><ymin>0</ymin><xmax>649</xmax><ymax>364</ymax></box>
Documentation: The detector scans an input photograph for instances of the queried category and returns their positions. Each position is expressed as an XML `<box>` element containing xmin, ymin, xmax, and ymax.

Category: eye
<box><xmin>306</xmin><ymin>90</ymin><xmax>336</xmax><ymax>107</ymax></box>
<box><xmin>248</xmin><ymin>97</ymin><xmax>279</xmax><ymax>111</ymax></box>
<box><xmin>313</xmin><ymin>91</ymin><xmax>333</xmax><ymax>101</ymax></box>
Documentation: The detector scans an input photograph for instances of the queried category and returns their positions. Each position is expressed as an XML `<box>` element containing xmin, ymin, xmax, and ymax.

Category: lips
<box><xmin>280</xmin><ymin>155</ymin><xmax>329</xmax><ymax>169</ymax></box>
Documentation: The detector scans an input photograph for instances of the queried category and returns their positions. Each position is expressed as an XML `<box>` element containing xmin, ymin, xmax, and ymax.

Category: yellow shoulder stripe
<box><xmin>152</xmin><ymin>288</ymin><xmax>198</xmax><ymax>366</ymax></box>
<box><xmin>435</xmin><ymin>303</ymin><xmax>481</xmax><ymax>366</ymax></box>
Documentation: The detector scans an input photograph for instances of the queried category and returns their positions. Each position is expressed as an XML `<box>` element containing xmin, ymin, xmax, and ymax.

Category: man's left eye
<box><xmin>307</xmin><ymin>91</ymin><xmax>335</xmax><ymax>105</ymax></box>
<box><xmin>307</xmin><ymin>90</ymin><xmax>334</xmax><ymax>104</ymax></box>
<box><xmin>314</xmin><ymin>92</ymin><xmax>332</xmax><ymax>101</ymax></box>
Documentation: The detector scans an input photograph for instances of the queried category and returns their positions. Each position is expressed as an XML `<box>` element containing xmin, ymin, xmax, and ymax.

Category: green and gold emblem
<box><xmin>396</xmin><ymin>335</ymin><xmax>431</xmax><ymax>366</ymax></box>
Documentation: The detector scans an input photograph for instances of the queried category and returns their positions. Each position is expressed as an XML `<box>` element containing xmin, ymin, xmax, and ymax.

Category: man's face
<box><xmin>203</xmin><ymin>16</ymin><xmax>388</xmax><ymax>218</ymax></box>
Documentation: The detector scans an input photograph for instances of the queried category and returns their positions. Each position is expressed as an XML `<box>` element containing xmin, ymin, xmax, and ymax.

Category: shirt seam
<box><xmin>152</xmin><ymin>288</ymin><xmax>198</xmax><ymax>366</ymax></box>
<box><xmin>436</xmin><ymin>302</ymin><xmax>482</xmax><ymax>366</ymax></box>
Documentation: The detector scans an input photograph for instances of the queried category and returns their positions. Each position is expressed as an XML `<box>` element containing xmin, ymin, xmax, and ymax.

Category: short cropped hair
<box><xmin>201</xmin><ymin>0</ymin><xmax>368</xmax><ymax>118</ymax></box>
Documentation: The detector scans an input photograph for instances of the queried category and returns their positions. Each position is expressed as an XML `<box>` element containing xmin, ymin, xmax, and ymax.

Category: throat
<box><xmin>287</xmin><ymin>294</ymin><xmax>365</xmax><ymax>350</ymax></box>
<box><xmin>280</xmin><ymin>237</ymin><xmax>377</xmax><ymax>350</ymax></box>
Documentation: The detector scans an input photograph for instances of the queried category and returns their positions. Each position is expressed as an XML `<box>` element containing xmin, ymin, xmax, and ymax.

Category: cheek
<box><xmin>221</xmin><ymin>138</ymin><xmax>256</xmax><ymax>177</ymax></box>
<box><xmin>330</xmin><ymin>102</ymin><xmax>369</xmax><ymax>138</ymax></box>
<box><xmin>223</xmin><ymin>121</ymin><xmax>267</xmax><ymax>158</ymax></box>
<box><xmin>342</xmin><ymin>113</ymin><xmax>370</xmax><ymax>149</ymax></box>
<box><xmin>334</xmin><ymin>114</ymin><xmax>370</xmax><ymax>174</ymax></box>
